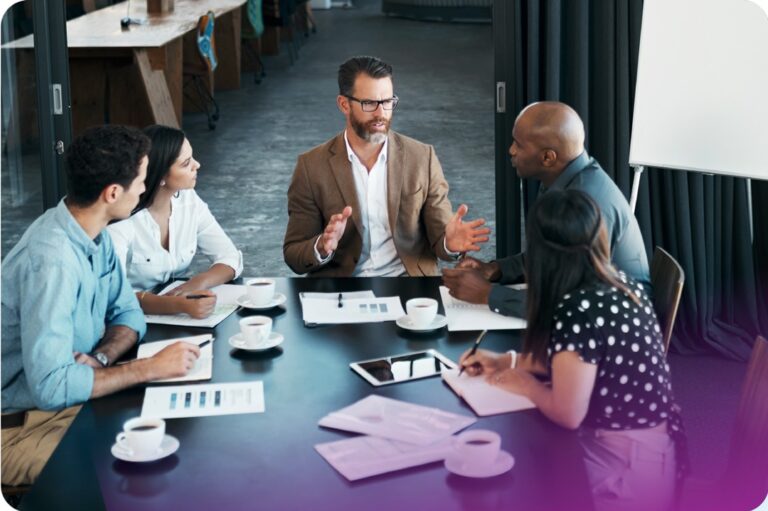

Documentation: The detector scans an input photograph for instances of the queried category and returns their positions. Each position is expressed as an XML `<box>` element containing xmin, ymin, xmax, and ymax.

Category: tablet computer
<box><xmin>350</xmin><ymin>349</ymin><xmax>457</xmax><ymax>387</ymax></box>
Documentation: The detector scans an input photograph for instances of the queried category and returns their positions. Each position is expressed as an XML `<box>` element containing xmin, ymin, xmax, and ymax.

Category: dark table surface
<box><xmin>21</xmin><ymin>277</ymin><xmax>594</xmax><ymax>511</ymax></box>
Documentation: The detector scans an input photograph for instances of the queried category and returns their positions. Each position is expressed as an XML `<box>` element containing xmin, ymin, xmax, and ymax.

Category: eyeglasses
<box><xmin>345</xmin><ymin>95</ymin><xmax>399</xmax><ymax>112</ymax></box>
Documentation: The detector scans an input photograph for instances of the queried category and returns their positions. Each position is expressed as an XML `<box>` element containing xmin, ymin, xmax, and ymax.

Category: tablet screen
<box><xmin>351</xmin><ymin>350</ymin><xmax>456</xmax><ymax>386</ymax></box>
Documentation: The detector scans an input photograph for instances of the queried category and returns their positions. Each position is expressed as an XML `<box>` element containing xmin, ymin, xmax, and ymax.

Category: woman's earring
<box><xmin>160</xmin><ymin>180</ymin><xmax>166</xmax><ymax>187</ymax></box>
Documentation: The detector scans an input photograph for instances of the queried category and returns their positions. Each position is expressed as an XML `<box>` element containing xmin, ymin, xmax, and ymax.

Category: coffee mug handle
<box><xmin>115</xmin><ymin>432</ymin><xmax>133</xmax><ymax>455</ymax></box>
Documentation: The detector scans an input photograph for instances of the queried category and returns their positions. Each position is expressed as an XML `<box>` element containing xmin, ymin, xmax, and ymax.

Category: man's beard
<box><xmin>350</xmin><ymin>113</ymin><xmax>391</xmax><ymax>144</ymax></box>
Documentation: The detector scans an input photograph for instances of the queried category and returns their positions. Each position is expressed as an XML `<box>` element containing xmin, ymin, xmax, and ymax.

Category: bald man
<box><xmin>442</xmin><ymin>101</ymin><xmax>650</xmax><ymax>317</ymax></box>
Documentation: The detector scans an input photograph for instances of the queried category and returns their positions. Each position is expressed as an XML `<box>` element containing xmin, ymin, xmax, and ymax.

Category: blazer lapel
<box><xmin>328</xmin><ymin>134</ymin><xmax>363</xmax><ymax>236</ymax></box>
<box><xmin>387</xmin><ymin>132</ymin><xmax>404</xmax><ymax>236</ymax></box>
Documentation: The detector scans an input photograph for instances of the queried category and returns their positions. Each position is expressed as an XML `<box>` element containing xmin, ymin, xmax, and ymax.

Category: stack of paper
<box><xmin>299</xmin><ymin>291</ymin><xmax>405</xmax><ymax>325</ymax></box>
<box><xmin>439</xmin><ymin>285</ymin><xmax>527</xmax><ymax>331</ymax></box>
<box><xmin>144</xmin><ymin>281</ymin><xmax>243</xmax><ymax>328</ymax></box>
<box><xmin>315</xmin><ymin>395</ymin><xmax>475</xmax><ymax>481</ymax></box>
<box><xmin>442</xmin><ymin>368</ymin><xmax>536</xmax><ymax>416</ymax></box>
<box><xmin>136</xmin><ymin>334</ymin><xmax>213</xmax><ymax>383</ymax></box>
<box><xmin>315</xmin><ymin>436</ymin><xmax>453</xmax><ymax>481</ymax></box>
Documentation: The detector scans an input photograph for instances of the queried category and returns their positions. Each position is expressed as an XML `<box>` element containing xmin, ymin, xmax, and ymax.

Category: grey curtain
<box><xmin>495</xmin><ymin>0</ymin><xmax>766</xmax><ymax>359</ymax></box>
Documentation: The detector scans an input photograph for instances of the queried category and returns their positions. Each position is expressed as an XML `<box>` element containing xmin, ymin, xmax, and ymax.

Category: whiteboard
<box><xmin>629</xmin><ymin>0</ymin><xmax>768</xmax><ymax>180</ymax></box>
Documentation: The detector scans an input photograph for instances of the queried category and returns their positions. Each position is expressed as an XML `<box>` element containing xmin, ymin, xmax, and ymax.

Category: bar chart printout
<box><xmin>141</xmin><ymin>381</ymin><xmax>265</xmax><ymax>419</ymax></box>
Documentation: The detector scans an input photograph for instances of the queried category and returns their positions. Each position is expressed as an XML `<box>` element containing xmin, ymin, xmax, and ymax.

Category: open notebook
<box><xmin>442</xmin><ymin>368</ymin><xmax>535</xmax><ymax>416</ymax></box>
<box><xmin>136</xmin><ymin>334</ymin><xmax>213</xmax><ymax>383</ymax></box>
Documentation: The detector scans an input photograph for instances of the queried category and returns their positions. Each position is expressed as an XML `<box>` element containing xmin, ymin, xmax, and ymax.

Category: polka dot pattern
<box><xmin>549</xmin><ymin>274</ymin><xmax>682</xmax><ymax>433</ymax></box>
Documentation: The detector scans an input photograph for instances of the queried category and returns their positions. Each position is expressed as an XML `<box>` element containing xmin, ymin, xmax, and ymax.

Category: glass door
<box><xmin>1</xmin><ymin>0</ymin><xmax>71</xmax><ymax>257</ymax></box>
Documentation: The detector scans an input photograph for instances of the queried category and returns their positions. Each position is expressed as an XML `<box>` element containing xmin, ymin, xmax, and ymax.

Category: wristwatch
<box><xmin>91</xmin><ymin>352</ymin><xmax>109</xmax><ymax>367</ymax></box>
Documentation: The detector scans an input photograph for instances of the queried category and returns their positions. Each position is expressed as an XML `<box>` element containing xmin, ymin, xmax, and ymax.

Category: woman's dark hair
<box><xmin>65</xmin><ymin>125</ymin><xmax>150</xmax><ymax>207</ymax></box>
<box><xmin>338</xmin><ymin>56</ymin><xmax>393</xmax><ymax>97</ymax></box>
<box><xmin>133</xmin><ymin>125</ymin><xmax>186</xmax><ymax>213</ymax></box>
<box><xmin>523</xmin><ymin>189</ymin><xmax>639</xmax><ymax>364</ymax></box>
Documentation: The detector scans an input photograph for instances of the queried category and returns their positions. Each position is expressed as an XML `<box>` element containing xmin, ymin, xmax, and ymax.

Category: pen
<box><xmin>458</xmin><ymin>329</ymin><xmax>488</xmax><ymax>376</ymax></box>
<box><xmin>338</xmin><ymin>292</ymin><xmax>343</xmax><ymax>308</ymax></box>
<box><xmin>186</xmin><ymin>294</ymin><xmax>211</xmax><ymax>300</ymax></box>
<box><xmin>198</xmin><ymin>339</ymin><xmax>212</xmax><ymax>349</ymax></box>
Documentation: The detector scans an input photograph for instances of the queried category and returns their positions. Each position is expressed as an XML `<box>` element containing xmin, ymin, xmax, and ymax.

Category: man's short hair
<box><xmin>65</xmin><ymin>125</ymin><xmax>151</xmax><ymax>207</ymax></box>
<box><xmin>338</xmin><ymin>56</ymin><xmax>393</xmax><ymax>97</ymax></box>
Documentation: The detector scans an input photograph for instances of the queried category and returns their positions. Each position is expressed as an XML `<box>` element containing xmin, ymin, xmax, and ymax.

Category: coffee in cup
<box><xmin>239</xmin><ymin>315</ymin><xmax>272</xmax><ymax>344</ymax></box>
<box><xmin>115</xmin><ymin>417</ymin><xmax>165</xmax><ymax>457</ymax></box>
<box><xmin>245</xmin><ymin>278</ymin><xmax>275</xmax><ymax>306</ymax></box>
<box><xmin>405</xmin><ymin>298</ymin><xmax>438</xmax><ymax>328</ymax></box>
<box><xmin>450</xmin><ymin>429</ymin><xmax>501</xmax><ymax>468</ymax></box>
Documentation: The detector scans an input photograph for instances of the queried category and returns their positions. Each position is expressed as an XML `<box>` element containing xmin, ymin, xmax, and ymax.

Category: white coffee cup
<box><xmin>246</xmin><ymin>278</ymin><xmax>275</xmax><ymax>306</ymax></box>
<box><xmin>406</xmin><ymin>298</ymin><xmax>438</xmax><ymax>328</ymax></box>
<box><xmin>115</xmin><ymin>417</ymin><xmax>165</xmax><ymax>457</ymax></box>
<box><xmin>240</xmin><ymin>315</ymin><xmax>272</xmax><ymax>344</ymax></box>
<box><xmin>451</xmin><ymin>429</ymin><xmax>501</xmax><ymax>468</ymax></box>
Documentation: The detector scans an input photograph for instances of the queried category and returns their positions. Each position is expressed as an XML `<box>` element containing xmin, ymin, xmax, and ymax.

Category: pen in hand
<box><xmin>197</xmin><ymin>339</ymin><xmax>212</xmax><ymax>349</ymax></box>
<box><xmin>186</xmin><ymin>294</ymin><xmax>212</xmax><ymax>300</ymax></box>
<box><xmin>458</xmin><ymin>329</ymin><xmax>488</xmax><ymax>376</ymax></box>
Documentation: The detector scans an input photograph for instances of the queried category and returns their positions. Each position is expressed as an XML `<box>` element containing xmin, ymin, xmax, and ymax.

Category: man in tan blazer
<box><xmin>284</xmin><ymin>56</ymin><xmax>489</xmax><ymax>277</ymax></box>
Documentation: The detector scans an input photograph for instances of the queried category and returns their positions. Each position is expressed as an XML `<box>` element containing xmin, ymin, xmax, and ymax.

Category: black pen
<box><xmin>197</xmin><ymin>339</ymin><xmax>212</xmax><ymax>349</ymax></box>
<box><xmin>338</xmin><ymin>292</ymin><xmax>343</xmax><ymax>308</ymax></box>
<box><xmin>186</xmin><ymin>294</ymin><xmax>211</xmax><ymax>299</ymax></box>
<box><xmin>458</xmin><ymin>329</ymin><xmax>488</xmax><ymax>376</ymax></box>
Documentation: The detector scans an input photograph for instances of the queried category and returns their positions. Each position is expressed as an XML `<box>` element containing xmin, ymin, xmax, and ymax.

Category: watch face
<box><xmin>94</xmin><ymin>353</ymin><xmax>109</xmax><ymax>367</ymax></box>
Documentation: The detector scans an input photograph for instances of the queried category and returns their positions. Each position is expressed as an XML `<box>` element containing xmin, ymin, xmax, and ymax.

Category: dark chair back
<box><xmin>650</xmin><ymin>246</ymin><xmax>684</xmax><ymax>353</ymax></box>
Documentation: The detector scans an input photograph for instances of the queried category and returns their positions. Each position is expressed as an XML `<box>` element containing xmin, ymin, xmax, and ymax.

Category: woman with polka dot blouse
<box><xmin>459</xmin><ymin>190</ymin><xmax>688</xmax><ymax>511</ymax></box>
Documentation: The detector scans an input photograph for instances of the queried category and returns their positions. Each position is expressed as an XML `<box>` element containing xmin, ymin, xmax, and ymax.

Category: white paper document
<box><xmin>318</xmin><ymin>395</ymin><xmax>475</xmax><ymax>445</ymax></box>
<box><xmin>439</xmin><ymin>285</ymin><xmax>527</xmax><ymax>331</ymax></box>
<box><xmin>136</xmin><ymin>334</ymin><xmax>213</xmax><ymax>383</ymax></box>
<box><xmin>442</xmin><ymin>368</ymin><xmax>536</xmax><ymax>416</ymax></box>
<box><xmin>141</xmin><ymin>381</ymin><xmax>265</xmax><ymax>419</ymax></box>
<box><xmin>300</xmin><ymin>292</ymin><xmax>405</xmax><ymax>325</ymax></box>
<box><xmin>315</xmin><ymin>435</ymin><xmax>453</xmax><ymax>481</ymax></box>
<box><xmin>144</xmin><ymin>281</ymin><xmax>243</xmax><ymax>328</ymax></box>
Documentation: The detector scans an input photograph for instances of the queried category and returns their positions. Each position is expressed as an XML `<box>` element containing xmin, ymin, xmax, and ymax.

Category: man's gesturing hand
<box><xmin>445</xmin><ymin>204</ymin><xmax>491</xmax><ymax>253</ymax></box>
<box><xmin>319</xmin><ymin>206</ymin><xmax>353</xmax><ymax>258</ymax></box>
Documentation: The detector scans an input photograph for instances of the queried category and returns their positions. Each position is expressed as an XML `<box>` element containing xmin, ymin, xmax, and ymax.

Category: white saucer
<box><xmin>229</xmin><ymin>331</ymin><xmax>284</xmax><ymax>351</ymax></box>
<box><xmin>396</xmin><ymin>313</ymin><xmax>448</xmax><ymax>332</ymax></box>
<box><xmin>236</xmin><ymin>293</ymin><xmax>287</xmax><ymax>310</ymax></box>
<box><xmin>111</xmin><ymin>434</ymin><xmax>179</xmax><ymax>463</ymax></box>
<box><xmin>444</xmin><ymin>450</ymin><xmax>515</xmax><ymax>478</ymax></box>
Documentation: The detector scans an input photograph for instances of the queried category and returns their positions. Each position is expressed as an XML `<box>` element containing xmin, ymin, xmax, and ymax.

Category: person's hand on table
<box><xmin>318</xmin><ymin>206</ymin><xmax>352</xmax><ymax>258</ymax></box>
<box><xmin>149</xmin><ymin>341</ymin><xmax>201</xmax><ymax>379</ymax></box>
<box><xmin>486</xmin><ymin>367</ymin><xmax>537</xmax><ymax>397</ymax></box>
<box><xmin>458</xmin><ymin>348</ymin><xmax>509</xmax><ymax>377</ymax></box>
<box><xmin>455</xmin><ymin>256</ymin><xmax>501</xmax><ymax>282</ymax></box>
<box><xmin>165</xmin><ymin>276</ymin><xmax>209</xmax><ymax>296</ymax></box>
<box><xmin>442</xmin><ymin>267</ymin><xmax>492</xmax><ymax>304</ymax></box>
<box><xmin>444</xmin><ymin>204</ymin><xmax>491</xmax><ymax>253</ymax></box>
<box><xmin>180</xmin><ymin>290</ymin><xmax>217</xmax><ymax>319</ymax></box>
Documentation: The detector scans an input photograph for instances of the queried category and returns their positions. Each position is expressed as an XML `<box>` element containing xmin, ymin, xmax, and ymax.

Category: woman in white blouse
<box><xmin>108</xmin><ymin>125</ymin><xmax>242</xmax><ymax>318</ymax></box>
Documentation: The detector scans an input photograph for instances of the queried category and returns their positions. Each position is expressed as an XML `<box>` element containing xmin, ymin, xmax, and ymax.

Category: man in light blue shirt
<box><xmin>1</xmin><ymin>125</ymin><xmax>202</xmax><ymax>486</ymax></box>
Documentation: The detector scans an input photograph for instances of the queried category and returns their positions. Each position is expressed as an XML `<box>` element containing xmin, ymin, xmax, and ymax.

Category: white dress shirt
<box><xmin>107</xmin><ymin>190</ymin><xmax>242</xmax><ymax>291</ymax></box>
<box><xmin>314</xmin><ymin>132</ymin><xmax>406</xmax><ymax>277</ymax></box>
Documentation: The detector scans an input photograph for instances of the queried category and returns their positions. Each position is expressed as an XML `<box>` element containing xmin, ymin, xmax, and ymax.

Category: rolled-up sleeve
<box><xmin>194</xmin><ymin>194</ymin><xmax>243</xmax><ymax>279</ymax></box>
<box><xmin>19</xmin><ymin>257</ymin><xmax>94</xmax><ymax>410</ymax></box>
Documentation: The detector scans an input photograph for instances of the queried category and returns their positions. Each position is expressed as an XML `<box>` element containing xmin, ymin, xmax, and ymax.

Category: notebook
<box><xmin>442</xmin><ymin>368</ymin><xmax>536</xmax><ymax>416</ymax></box>
<box><xmin>136</xmin><ymin>334</ymin><xmax>213</xmax><ymax>383</ymax></box>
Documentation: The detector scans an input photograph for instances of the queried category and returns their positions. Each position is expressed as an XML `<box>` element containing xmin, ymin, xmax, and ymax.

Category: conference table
<box><xmin>20</xmin><ymin>277</ymin><xmax>594</xmax><ymax>511</ymax></box>
<box><xmin>5</xmin><ymin>0</ymin><xmax>246</xmax><ymax>137</ymax></box>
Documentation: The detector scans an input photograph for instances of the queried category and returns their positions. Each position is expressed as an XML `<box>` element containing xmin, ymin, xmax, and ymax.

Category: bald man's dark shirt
<box><xmin>489</xmin><ymin>151</ymin><xmax>650</xmax><ymax>318</ymax></box>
